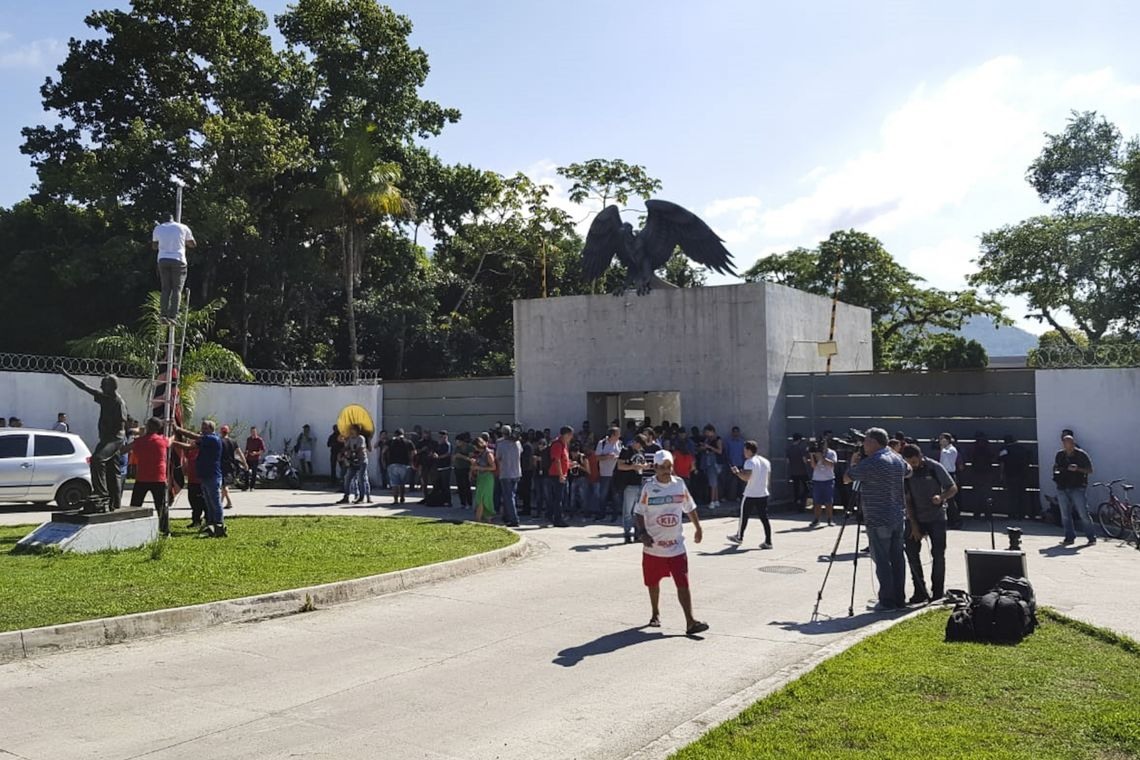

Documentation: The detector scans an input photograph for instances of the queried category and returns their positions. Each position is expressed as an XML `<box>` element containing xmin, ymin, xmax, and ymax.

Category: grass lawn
<box><xmin>673</xmin><ymin>609</ymin><xmax>1140</xmax><ymax>760</ymax></box>
<box><xmin>0</xmin><ymin>516</ymin><xmax>516</xmax><ymax>632</ymax></box>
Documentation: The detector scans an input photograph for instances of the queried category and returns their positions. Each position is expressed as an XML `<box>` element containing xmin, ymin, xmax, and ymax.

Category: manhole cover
<box><xmin>759</xmin><ymin>565</ymin><xmax>806</xmax><ymax>575</ymax></box>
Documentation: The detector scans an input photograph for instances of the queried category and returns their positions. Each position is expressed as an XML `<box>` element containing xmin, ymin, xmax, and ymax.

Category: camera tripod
<box><xmin>811</xmin><ymin>484</ymin><xmax>863</xmax><ymax>622</ymax></box>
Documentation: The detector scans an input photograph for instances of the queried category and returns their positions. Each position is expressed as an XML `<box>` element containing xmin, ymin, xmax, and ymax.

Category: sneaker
<box><xmin>335</xmin><ymin>498</ymin><xmax>349</xmax><ymax>505</ymax></box>
<box><xmin>808</xmin><ymin>520</ymin><xmax>819</xmax><ymax>528</ymax></box>
<box><xmin>726</xmin><ymin>534</ymin><xmax>742</xmax><ymax>545</ymax></box>
<box><xmin>187</xmin><ymin>520</ymin><xmax>202</xmax><ymax>528</ymax></box>
<box><xmin>908</xmin><ymin>592</ymin><xmax>931</xmax><ymax>605</ymax></box>
<box><xmin>1061</xmin><ymin>538</ymin><xmax>1075</xmax><ymax>546</ymax></box>
<box><xmin>871</xmin><ymin>601</ymin><xmax>897</xmax><ymax>612</ymax></box>
<box><xmin>1087</xmin><ymin>536</ymin><xmax>1097</xmax><ymax>545</ymax></box>
<box><xmin>759</xmin><ymin>541</ymin><xmax>772</xmax><ymax>550</ymax></box>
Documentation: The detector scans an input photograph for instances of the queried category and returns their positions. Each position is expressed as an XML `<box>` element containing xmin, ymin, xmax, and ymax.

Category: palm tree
<box><xmin>66</xmin><ymin>292</ymin><xmax>253</xmax><ymax>415</ymax></box>
<box><xmin>296</xmin><ymin>127</ymin><xmax>413</xmax><ymax>378</ymax></box>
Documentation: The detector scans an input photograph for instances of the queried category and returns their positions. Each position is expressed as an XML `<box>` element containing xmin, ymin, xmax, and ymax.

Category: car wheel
<box><xmin>55</xmin><ymin>479</ymin><xmax>91</xmax><ymax>508</ymax></box>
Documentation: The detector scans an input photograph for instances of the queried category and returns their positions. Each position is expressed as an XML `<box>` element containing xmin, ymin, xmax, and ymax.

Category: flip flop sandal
<box><xmin>686</xmin><ymin>621</ymin><xmax>709</xmax><ymax>636</ymax></box>
<box><xmin>648</xmin><ymin>616</ymin><xmax>661</xmax><ymax>627</ymax></box>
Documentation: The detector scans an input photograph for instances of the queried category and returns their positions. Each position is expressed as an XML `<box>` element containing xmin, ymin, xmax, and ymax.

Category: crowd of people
<box><xmin>321</xmin><ymin>420</ymin><xmax>768</xmax><ymax>538</ymax></box>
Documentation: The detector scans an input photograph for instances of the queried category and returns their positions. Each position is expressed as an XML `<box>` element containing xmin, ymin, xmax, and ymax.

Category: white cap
<box><xmin>653</xmin><ymin>450</ymin><xmax>673</xmax><ymax>466</ymax></box>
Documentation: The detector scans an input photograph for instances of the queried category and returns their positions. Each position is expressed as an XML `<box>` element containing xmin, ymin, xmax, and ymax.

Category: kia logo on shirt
<box><xmin>656</xmin><ymin>514</ymin><xmax>679</xmax><ymax>527</ymax></box>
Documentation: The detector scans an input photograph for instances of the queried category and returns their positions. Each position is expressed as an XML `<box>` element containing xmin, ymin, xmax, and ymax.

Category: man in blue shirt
<box><xmin>178</xmin><ymin>419</ymin><xmax>226</xmax><ymax>537</ymax></box>
<box><xmin>724</xmin><ymin>426</ymin><xmax>747</xmax><ymax>502</ymax></box>
<box><xmin>845</xmin><ymin>427</ymin><xmax>911</xmax><ymax>611</ymax></box>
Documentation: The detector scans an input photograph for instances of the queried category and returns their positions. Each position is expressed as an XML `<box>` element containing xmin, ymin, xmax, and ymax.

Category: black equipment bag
<box><xmin>944</xmin><ymin>578</ymin><xmax>1038</xmax><ymax>645</ymax></box>
<box><xmin>995</xmin><ymin>575</ymin><xmax>1037</xmax><ymax>616</ymax></box>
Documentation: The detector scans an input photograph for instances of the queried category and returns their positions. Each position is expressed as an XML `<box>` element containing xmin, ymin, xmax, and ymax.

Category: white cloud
<box><xmin>706</xmin><ymin>56</ymin><xmax>1140</xmax><ymax>265</ymax></box>
<box><xmin>0</xmin><ymin>37</ymin><xmax>64</xmax><ymax>70</ymax></box>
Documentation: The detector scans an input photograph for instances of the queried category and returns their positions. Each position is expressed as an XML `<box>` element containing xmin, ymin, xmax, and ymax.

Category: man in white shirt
<box><xmin>152</xmin><ymin>215</ymin><xmax>196</xmax><ymax>323</ymax></box>
<box><xmin>593</xmin><ymin>426</ymin><xmax>622</xmax><ymax>520</ymax></box>
<box><xmin>634</xmin><ymin>450</ymin><xmax>709</xmax><ymax>636</ymax></box>
<box><xmin>726</xmin><ymin>440</ymin><xmax>773</xmax><ymax>548</ymax></box>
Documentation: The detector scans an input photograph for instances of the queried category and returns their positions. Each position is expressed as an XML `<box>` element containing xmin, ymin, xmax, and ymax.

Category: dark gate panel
<box><xmin>784</xmin><ymin>370</ymin><xmax>1039</xmax><ymax>514</ymax></box>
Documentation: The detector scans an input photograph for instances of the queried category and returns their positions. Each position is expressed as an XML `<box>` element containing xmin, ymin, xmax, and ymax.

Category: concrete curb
<box><xmin>0</xmin><ymin>532</ymin><xmax>529</xmax><ymax>665</ymax></box>
<box><xmin>623</xmin><ymin>606</ymin><xmax>931</xmax><ymax>760</ymax></box>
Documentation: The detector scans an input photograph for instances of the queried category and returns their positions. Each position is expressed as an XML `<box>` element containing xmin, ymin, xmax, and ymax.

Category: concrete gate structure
<box><xmin>513</xmin><ymin>282</ymin><xmax>874</xmax><ymax>483</ymax></box>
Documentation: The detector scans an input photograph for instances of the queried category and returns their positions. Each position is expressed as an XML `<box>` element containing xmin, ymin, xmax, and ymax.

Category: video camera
<box><xmin>830</xmin><ymin>428</ymin><xmax>866</xmax><ymax>451</ymax></box>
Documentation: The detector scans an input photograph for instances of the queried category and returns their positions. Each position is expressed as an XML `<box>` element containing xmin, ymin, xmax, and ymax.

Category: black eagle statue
<box><xmin>580</xmin><ymin>199</ymin><xmax>736</xmax><ymax>295</ymax></box>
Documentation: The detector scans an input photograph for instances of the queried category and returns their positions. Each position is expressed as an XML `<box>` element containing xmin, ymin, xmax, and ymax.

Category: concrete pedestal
<box><xmin>17</xmin><ymin>508</ymin><xmax>158</xmax><ymax>554</ymax></box>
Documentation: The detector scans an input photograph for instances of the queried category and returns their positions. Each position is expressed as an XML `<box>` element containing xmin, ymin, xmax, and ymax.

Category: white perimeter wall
<box><xmin>0</xmin><ymin>371</ymin><xmax>382</xmax><ymax>480</ymax></box>
<box><xmin>1035</xmin><ymin>368</ymin><xmax>1140</xmax><ymax>498</ymax></box>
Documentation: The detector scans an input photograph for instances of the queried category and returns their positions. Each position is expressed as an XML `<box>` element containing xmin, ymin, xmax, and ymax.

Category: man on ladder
<box><xmin>152</xmin><ymin>212</ymin><xmax>196</xmax><ymax>324</ymax></box>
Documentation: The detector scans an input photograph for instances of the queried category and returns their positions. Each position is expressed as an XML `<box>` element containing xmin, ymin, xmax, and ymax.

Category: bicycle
<box><xmin>1094</xmin><ymin>479</ymin><xmax>1138</xmax><ymax>539</ymax></box>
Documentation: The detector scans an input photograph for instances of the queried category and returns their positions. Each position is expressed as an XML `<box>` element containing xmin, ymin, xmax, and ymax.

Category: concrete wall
<box><xmin>513</xmin><ymin>282</ymin><xmax>873</xmax><ymax>457</ymax></box>
<box><xmin>0</xmin><ymin>371</ymin><xmax>381</xmax><ymax>479</ymax></box>
<box><xmin>1035</xmin><ymin>368</ymin><xmax>1140</xmax><ymax>498</ymax></box>
<box><xmin>381</xmin><ymin>376</ymin><xmax>514</xmax><ymax>435</ymax></box>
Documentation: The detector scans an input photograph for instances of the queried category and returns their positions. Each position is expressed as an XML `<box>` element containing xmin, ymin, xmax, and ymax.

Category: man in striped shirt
<box><xmin>845</xmin><ymin>427</ymin><xmax>911</xmax><ymax>612</ymax></box>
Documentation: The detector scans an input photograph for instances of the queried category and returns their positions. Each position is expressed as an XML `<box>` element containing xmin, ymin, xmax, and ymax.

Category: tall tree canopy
<box><xmin>972</xmin><ymin>111</ymin><xmax>1140</xmax><ymax>347</ymax></box>
<box><xmin>744</xmin><ymin>230</ymin><xmax>1003</xmax><ymax>369</ymax></box>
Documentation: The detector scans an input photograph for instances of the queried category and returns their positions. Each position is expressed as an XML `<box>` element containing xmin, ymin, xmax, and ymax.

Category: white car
<box><xmin>0</xmin><ymin>429</ymin><xmax>93</xmax><ymax>507</ymax></box>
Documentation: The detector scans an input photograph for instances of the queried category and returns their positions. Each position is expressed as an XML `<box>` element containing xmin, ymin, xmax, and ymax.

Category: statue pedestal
<box><xmin>17</xmin><ymin>508</ymin><xmax>158</xmax><ymax>554</ymax></box>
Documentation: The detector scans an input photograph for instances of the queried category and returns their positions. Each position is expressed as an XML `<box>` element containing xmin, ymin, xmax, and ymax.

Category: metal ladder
<box><xmin>145</xmin><ymin>292</ymin><xmax>190</xmax><ymax>434</ymax></box>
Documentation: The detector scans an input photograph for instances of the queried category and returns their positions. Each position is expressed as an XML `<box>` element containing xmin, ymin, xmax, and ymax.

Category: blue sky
<box><xmin>3</xmin><ymin>0</ymin><xmax>1140</xmax><ymax>332</ymax></box>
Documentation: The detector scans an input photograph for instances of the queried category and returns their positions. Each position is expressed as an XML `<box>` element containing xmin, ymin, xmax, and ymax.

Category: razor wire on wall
<box><xmin>1029</xmin><ymin>344</ymin><xmax>1140</xmax><ymax>369</ymax></box>
<box><xmin>0</xmin><ymin>353</ymin><xmax>382</xmax><ymax>386</ymax></box>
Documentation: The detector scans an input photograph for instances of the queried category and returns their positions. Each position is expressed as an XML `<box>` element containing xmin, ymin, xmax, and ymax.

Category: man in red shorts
<box><xmin>634</xmin><ymin>449</ymin><xmax>710</xmax><ymax>636</ymax></box>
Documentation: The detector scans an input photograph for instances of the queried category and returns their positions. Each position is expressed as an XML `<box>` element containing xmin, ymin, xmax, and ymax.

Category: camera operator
<box><xmin>809</xmin><ymin>436</ymin><xmax>837</xmax><ymax>527</ymax></box>
<box><xmin>845</xmin><ymin>427</ymin><xmax>911</xmax><ymax>612</ymax></box>
<box><xmin>901</xmin><ymin>443</ymin><xmax>956</xmax><ymax>604</ymax></box>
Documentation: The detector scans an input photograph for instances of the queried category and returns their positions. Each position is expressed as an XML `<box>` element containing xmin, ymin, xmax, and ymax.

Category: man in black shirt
<box><xmin>786</xmin><ymin>433</ymin><xmax>810</xmax><ymax>511</ymax></box>
<box><xmin>1053</xmin><ymin>433</ymin><xmax>1095</xmax><ymax>545</ymax></box>
<box><xmin>901</xmin><ymin>444</ymin><xmax>957</xmax><ymax>603</ymax></box>
<box><xmin>427</xmin><ymin>430</ymin><xmax>453</xmax><ymax>506</ymax></box>
<box><xmin>998</xmin><ymin>435</ymin><xmax>1033</xmax><ymax>520</ymax></box>
<box><xmin>616</xmin><ymin>435</ymin><xmax>652</xmax><ymax>543</ymax></box>
<box><xmin>386</xmin><ymin>429</ymin><xmax>414</xmax><ymax>504</ymax></box>
<box><xmin>327</xmin><ymin>425</ymin><xmax>343</xmax><ymax>486</ymax></box>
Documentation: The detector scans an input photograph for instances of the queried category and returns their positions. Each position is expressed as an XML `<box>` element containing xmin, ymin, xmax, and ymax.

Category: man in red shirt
<box><xmin>545</xmin><ymin>426</ymin><xmax>572</xmax><ymax>528</ymax></box>
<box><xmin>244</xmin><ymin>427</ymin><xmax>266</xmax><ymax>491</ymax></box>
<box><xmin>182</xmin><ymin>439</ymin><xmax>206</xmax><ymax>528</ymax></box>
<box><xmin>122</xmin><ymin>418</ymin><xmax>179</xmax><ymax>535</ymax></box>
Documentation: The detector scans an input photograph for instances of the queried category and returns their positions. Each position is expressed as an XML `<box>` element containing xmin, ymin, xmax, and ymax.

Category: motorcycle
<box><xmin>256</xmin><ymin>440</ymin><xmax>302</xmax><ymax>489</ymax></box>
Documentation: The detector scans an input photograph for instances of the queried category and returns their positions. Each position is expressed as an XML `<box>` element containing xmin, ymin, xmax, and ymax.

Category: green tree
<box><xmin>973</xmin><ymin>111</ymin><xmax>1140</xmax><ymax>347</ymax></box>
<box><xmin>903</xmin><ymin>333</ymin><xmax>988</xmax><ymax>370</ymax></box>
<box><xmin>744</xmin><ymin>230</ymin><xmax>1005</xmax><ymax>368</ymax></box>
<box><xmin>426</xmin><ymin>173</ymin><xmax>585</xmax><ymax>376</ymax></box>
<box><xmin>556</xmin><ymin>158</ymin><xmax>663</xmax><ymax>210</ymax></box>
<box><xmin>67</xmin><ymin>293</ymin><xmax>252</xmax><ymax>413</ymax></box>
<box><xmin>295</xmin><ymin>127</ymin><xmax>411</xmax><ymax>377</ymax></box>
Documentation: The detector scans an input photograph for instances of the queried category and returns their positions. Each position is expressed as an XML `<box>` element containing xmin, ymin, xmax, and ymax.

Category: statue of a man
<box><xmin>60</xmin><ymin>368</ymin><xmax>128</xmax><ymax>512</ymax></box>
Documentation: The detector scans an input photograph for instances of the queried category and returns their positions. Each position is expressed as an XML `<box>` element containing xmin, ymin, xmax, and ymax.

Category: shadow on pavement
<box><xmin>1037</xmin><ymin>543</ymin><xmax>1094</xmax><ymax>557</ymax></box>
<box><xmin>697</xmin><ymin>545</ymin><xmax>759</xmax><ymax>556</ymax></box>
<box><xmin>770</xmin><ymin>608</ymin><xmax>909</xmax><ymax>636</ymax></box>
<box><xmin>553</xmin><ymin>626</ymin><xmax>682</xmax><ymax>666</ymax></box>
<box><xmin>569</xmin><ymin>542</ymin><xmax>629</xmax><ymax>552</ymax></box>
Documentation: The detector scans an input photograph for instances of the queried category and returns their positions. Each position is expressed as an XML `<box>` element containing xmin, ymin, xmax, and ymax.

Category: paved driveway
<box><xmin>0</xmin><ymin>489</ymin><xmax>1134</xmax><ymax>759</ymax></box>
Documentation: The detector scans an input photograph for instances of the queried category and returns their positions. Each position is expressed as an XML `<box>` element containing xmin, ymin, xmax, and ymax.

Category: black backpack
<box><xmin>995</xmin><ymin>575</ymin><xmax>1037</xmax><ymax>615</ymax></box>
<box><xmin>944</xmin><ymin>604</ymin><xmax>975</xmax><ymax>642</ymax></box>
<box><xmin>944</xmin><ymin>577</ymin><xmax>1038</xmax><ymax>645</ymax></box>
